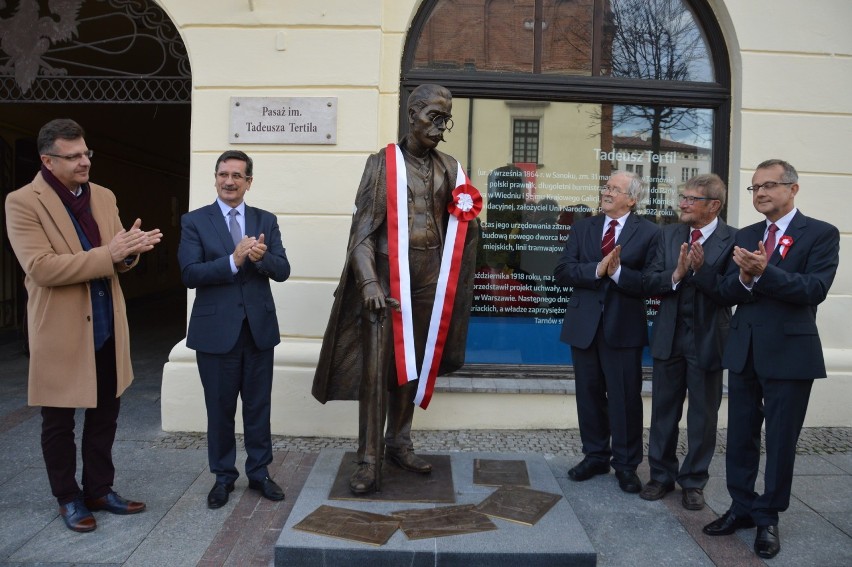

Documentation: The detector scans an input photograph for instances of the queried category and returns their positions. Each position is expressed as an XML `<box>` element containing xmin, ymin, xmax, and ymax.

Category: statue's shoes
<box><xmin>386</xmin><ymin>448</ymin><xmax>432</xmax><ymax>474</ymax></box>
<box><xmin>349</xmin><ymin>462</ymin><xmax>377</xmax><ymax>494</ymax></box>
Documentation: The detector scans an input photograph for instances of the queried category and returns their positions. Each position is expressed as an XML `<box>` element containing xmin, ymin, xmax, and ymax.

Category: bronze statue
<box><xmin>313</xmin><ymin>84</ymin><xmax>480</xmax><ymax>494</ymax></box>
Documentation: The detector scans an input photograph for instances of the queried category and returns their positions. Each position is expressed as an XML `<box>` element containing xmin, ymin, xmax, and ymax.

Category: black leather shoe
<box><xmin>615</xmin><ymin>470</ymin><xmax>642</xmax><ymax>493</ymax></box>
<box><xmin>85</xmin><ymin>492</ymin><xmax>146</xmax><ymax>515</ymax></box>
<box><xmin>681</xmin><ymin>487</ymin><xmax>705</xmax><ymax>511</ymax></box>
<box><xmin>639</xmin><ymin>479</ymin><xmax>674</xmax><ymax>501</ymax></box>
<box><xmin>754</xmin><ymin>525</ymin><xmax>780</xmax><ymax>559</ymax></box>
<box><xmin>248</xmin><ymin>477</ymin><xmax>285</xmax><ymax>501</ymax></box>
<box><xmin>702</xmin><ymin>510</ymin><xmax>756</xmax><ymax>536</ymax></box>
<box><xmin>207</xmin><ymin>481</ymin><xmax>235</xmax><ymax>509</ymax></box>
<box><xmin>567</xmin><ymin>458</ymin><xmax>610</xmax><ymax>481</ymax></box>
<box><xmin>59</xmin><ymin>497</ymin><xmax>96</xmax><ymax>532</ymax></box>
<box><xmin>386</xmin><ymin>448</ymin><xmax>432</xmax><ymax>473</ymax></box>
<box><xmin>349</xmin><ymin>462</ymin><xmax>376</xmax><ymax>494</ymax></box>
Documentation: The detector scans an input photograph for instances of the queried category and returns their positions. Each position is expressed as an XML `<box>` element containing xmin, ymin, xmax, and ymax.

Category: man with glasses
<box><xmin>313</xmin><ymin>84</ymin><xmax>479</xmax><ymax>494</ymax></box>
<box><xmin>702</xmin><ymin>160</ymin><xmax>839</xmax><ymax>559</ymax></box>
<box><xmin>5</xmin><ymin>119</ymin><xmax>161</xmax><ymax>531</ymax></box>
<box><xmin>554</xmin><ymin>170</ymin><xmax>659</xmax><ymax>494</ymax></box>
<box><xmin>179</xmin><ymin>150</ymin><xmax>291</xmax><ymax>509</ymax></box>
<box><xmin>641</xmin><ymin>173</ymin><xmax>737</xmax><ymax>510</ymax></box>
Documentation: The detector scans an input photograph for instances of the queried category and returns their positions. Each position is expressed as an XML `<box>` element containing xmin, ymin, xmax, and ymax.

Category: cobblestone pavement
<box><xmin>153</xmin><ymin>426</ymin><xmax>852</xmax><ymax>455</ymax></box>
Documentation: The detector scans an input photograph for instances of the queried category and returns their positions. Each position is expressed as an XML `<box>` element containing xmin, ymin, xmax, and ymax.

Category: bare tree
<box><xmin>602</xmin><ymin>0</ymin><xmax>712</xmax><ymax>212</ymax></box>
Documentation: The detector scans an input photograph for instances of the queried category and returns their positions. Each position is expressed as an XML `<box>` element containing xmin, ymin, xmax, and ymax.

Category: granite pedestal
<box><xmin>275</xmin><ymin>449</ymin><xmax>596</xmax><ymax>566</ymax></box>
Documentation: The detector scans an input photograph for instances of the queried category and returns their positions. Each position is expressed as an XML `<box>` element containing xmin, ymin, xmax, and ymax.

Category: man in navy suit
<box><xmin>178</xmin><ymin>150</ymin><xmax>291</xmax><ymax>509</ymax></box>
<box><xmin>554</xmin><ymin>170</ymin><xmax>659</xmax><ymax>494</ymax></box>
<box><xmin>702</xmin><ymin>160</ymin><xmax>839</xmax><ymax>559</ymax></box>
<box><xmin>641</xmin><ymin>174</ymin><xmax>736</xmax><ymax>510</ymax></box>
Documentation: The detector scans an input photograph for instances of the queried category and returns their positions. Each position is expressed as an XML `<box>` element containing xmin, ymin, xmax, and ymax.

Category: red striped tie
<box><xmin>601</xmin><ymin>219</ymin><xmax>617</xmax><ymax>256</ymax></box>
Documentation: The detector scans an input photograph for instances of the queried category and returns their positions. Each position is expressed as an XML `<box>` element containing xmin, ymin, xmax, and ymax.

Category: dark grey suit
<box><xmin>644</xmin><ymin>219</ymin><xmax>736</xmax><ymax>488</ymax></box>
<box><xmin>555</xmin><ymin>212</ymin><xmax>659</xmax><ymax>471</ymax></box>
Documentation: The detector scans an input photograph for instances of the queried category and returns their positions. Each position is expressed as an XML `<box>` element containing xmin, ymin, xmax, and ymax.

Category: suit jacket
<box><xmin>312</xmin><ymin>144</ymin><xmax>478</xmax><ymax>403</ymax></box>
<box><xmin>554</xmin><ymin>212</ymin><xmax>660</xmax><ymax>349</ymax></box>
<box><xmin>646</xmin><ymin>219</ymin><xmax>737</xmax><ymax>370</ymax></box>
<box><xmin>5</xmin><ymin>172</ymin><xmax>137</xmax><ymax>408</ymax></box>
<box><xmin>719</xmin><ymin>211</ymin><xmax>839</xmax><ymax>380</ymax></box>
<box><xmin>178</xmin><ymin>202</ymin><xmax>290</xmax><ymax>355</ymax></box>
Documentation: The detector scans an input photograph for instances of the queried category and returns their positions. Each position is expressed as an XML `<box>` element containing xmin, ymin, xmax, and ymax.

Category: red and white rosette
<box><xmin>385</xmin><ymin>144</ymin><xmax>482</xmax><ymax>409</ymax></box>
<box><xmin>779</xmin><ymin>235</ymin><xmax>793</xmax><ymax>259</ymax></box>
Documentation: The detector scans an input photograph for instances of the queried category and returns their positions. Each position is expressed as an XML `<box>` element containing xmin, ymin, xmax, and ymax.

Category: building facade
<box><xmin>1</xmin><ymin>0</ymin><xmax>849</xmax><ymax>434</ymax></box>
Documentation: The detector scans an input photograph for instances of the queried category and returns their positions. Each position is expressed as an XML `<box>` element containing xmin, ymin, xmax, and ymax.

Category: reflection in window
<box><xmin>438</xmin><ymin>98</ymin><xmax>714</xmax><ymax>363</ymax></box>
<box><xmin>605</xmin><ymin>0</ymin><xmax>713</xmax><ymax>82</ymax></box>
<box><xmin>410</xmin><ymin>0</ymin><xmax>711</xmax><ymax>81</ymax></box>
<box><xmin>512</xmin><ymin>119</ymin><xmax>540</xmax><ymax>163</ymax></box>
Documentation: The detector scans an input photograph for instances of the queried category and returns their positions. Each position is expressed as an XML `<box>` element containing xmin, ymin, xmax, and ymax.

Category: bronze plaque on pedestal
<box><xmin>329</xmin><ymin>451</ymin><xmax>455</xmax><ymax>503</ymax></box>
<box><xmin>475</xmin><ymin>485</ymin><xmax>562</xmax><ymax>526</ymax></box>
<box><xmin>391</xmin><ymin>504</ymin><xmax>497</xmax><ymax>540</ymax></box>
<box><xmin>473</xmin><ymin>458</ymin><xmax>530</xmax><ymax>486</ymax></box>
<box><xmin>292</xmin><ymin>504</ymin><xmax>399</xmax><ymax>546</ymax></box>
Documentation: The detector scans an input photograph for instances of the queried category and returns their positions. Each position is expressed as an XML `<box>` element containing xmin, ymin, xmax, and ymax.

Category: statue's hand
<box><xmin>362</xmin><ymin>281</ymin><xmax>386</xmax><ymax>312</ymax></box>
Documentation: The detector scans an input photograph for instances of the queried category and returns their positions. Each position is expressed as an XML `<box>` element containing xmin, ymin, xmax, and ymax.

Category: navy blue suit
<box><xmin>554</xmin><ymin>212</ymin><xmax>659</xmax><ymax>471</ymax></box>
<box><xmin>719</xmin><ymin>210</ymin><xmax>838</xmax><ymax>526</ymax></box>
<box><xmin>644</xmin><ymin>220</ymin><xmax>737</xmax><ymax>489</ymax></box>
<box><xmin>179</xmin><ymin>202</ymin><xmax>290</xmax><ymax>485</ymax></box>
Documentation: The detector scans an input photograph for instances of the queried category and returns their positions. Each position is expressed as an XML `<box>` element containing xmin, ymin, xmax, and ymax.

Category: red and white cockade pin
<box><xmin>779</xmin><ymin>235</ymin><xmax>794</xmax><ymax>259</ymax></box>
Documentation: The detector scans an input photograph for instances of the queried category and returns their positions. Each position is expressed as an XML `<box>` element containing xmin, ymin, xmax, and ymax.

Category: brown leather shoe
<box><xmin>682</xmin><ymin>487</ymin><xmax>705</xmax><ymax>510</ymax></box>
<box><xmin>639</xmin><ymin>480</ymin><xmax>674</xmax><ymax>501</ymax></box>
<box><xmin>386</xmin><ymin>448</ymin><xmax>432</xmax><ymax>473</ymax></box>
<box><xmin>349</xmin><ymin>462</ymin><xmax>377</xmax><ymax>494</ymax></box>
<box><xmin>85</xmin><ymin>492</ymin><xmax>146</xmax><ymax>515</ymax></box>
<box><xmin>60</xmin><ymin>498</ymin><xmax>97</xmax><ymax>532</ymax></box>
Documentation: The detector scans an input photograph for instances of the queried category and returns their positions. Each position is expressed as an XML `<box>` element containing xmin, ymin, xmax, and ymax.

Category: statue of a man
<box><xmin>313</xmin><ymin>84</ymin><xmax>479</xmax><ymax>494</ymax></box>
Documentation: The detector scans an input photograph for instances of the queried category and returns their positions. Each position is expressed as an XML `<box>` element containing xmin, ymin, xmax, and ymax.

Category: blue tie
<box><xmin>228</xmin><ymin>209</ymin><xmax>241</xmax><ymax>246</ymax></box>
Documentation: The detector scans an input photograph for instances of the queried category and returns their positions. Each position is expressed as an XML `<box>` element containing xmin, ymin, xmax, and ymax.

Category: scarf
<box><xmin>41</xmin><ymin>164</ymin><xmax>101</xmax><ymax>247</ymax></box>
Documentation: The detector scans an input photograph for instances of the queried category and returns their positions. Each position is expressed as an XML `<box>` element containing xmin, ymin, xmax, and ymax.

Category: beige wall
<box><xmin>160</xmin><ymin>0</ymin><xmax>851</xmax><ymax>434</ymax></box>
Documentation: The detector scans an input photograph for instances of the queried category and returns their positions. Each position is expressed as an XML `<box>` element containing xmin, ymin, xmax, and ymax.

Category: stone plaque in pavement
<box><xmin>475</xmin><ymin>485</ymin><xmax>562</xmax><ymax>526</ymax></box>
<box><xmin>328</xmin><ymin>451</ymin><xmax>455</xmax><ymax>503</ymax></box>
<box><xmin>292</xmin><ymin>504</ymin><xmax>399</xmax><ymax>546</ymax></box>
<box><xmin>391</xmin><ymin>504</ymin><xmax>497</xmax><ymax>540</ymax></box>
<box><xmin>473</xmin><ymin>458</ymin><xmax>530</xmax><ymax>486</ymax></box>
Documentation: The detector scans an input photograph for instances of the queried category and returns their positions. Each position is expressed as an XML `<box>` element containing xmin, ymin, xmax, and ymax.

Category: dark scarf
<box><xmin>41</xmin><ymin>164</ymin><xmax>101</xmax><ymax>247</ymax></box>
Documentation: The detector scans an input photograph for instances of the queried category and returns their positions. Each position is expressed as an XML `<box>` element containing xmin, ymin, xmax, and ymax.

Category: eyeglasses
<box><xmin>216</xmin><ymin>172</ymin><xmax>251</xmax><ymax>182</ymax></box>
<box><xmin>746</xmin><ymin>181</ymin><xmax>793</xmax><ymax>192</ymax></box>
<box><xmin>46</xmin><ymin>150</ymin><xmax>93</xmax><ymax>161</ymax></box>
<box><xmin>431</xmin><ymin>114</ymin><xmax>454</xmax><ymax>131</ymax></box>
<box><xmin>600</xmin><ymin>185</ymin><xmax>629</xmax><ymax>196</ymax></box>
<box><xmin>678</xmin><ymin>194</ymin><xmax>716</xmax><ymax>205</ymax></box>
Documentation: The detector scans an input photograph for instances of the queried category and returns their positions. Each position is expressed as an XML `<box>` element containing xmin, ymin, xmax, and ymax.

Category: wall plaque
<box><xmin>229</xmin><ymin>97</ymin><xmax>337</xmax><ymax>144</ymax></box>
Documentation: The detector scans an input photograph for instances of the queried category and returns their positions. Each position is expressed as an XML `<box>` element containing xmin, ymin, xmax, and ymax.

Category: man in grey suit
<box><xmin>179</xmin><ymin>150</ymin><xmax>291</xmax><ymax>509</ymax></box>
<box><xmin>641</xmin><ymin>174</ymin><xmax>736</xmax><ymax>510</ymax></box>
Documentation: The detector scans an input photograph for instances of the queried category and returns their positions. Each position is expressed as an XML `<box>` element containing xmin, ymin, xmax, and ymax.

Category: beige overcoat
<box><xmin>5</xmin><ymin>172</ymin><xmax>137</xmax><ymax>408</ymax></box>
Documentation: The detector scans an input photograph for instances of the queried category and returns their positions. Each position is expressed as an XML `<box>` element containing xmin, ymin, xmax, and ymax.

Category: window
<box><xmin>403</xmin><ymin>0</ymin><xmax>730</xmax><ymax>369</ymax></box>
<box><xmin>512</xmin><ymin>119</ymin><xmax>540</xmax><ymax>164</ymax></box>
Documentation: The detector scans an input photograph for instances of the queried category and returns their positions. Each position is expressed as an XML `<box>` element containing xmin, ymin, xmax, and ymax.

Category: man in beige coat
<box><xmin>5</xmin><ymin>119</ymin><xmax>161</xmax><ymax>532</ymax></box>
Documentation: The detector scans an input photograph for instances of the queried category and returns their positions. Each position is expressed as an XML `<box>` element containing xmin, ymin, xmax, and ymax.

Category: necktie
<box><xmin>601</xmin><ymin>219</ymin><xmax>618</xmax><ymax>256</ymax></box>
<box><xmin>764</xmin><ymin>223</ymin><xmax>778</xmax><ymax>257</ymax></box>
<box><xmin>228</xmin><ymin>209</ymin><xmax>241</xmax><ymax>246</ymax></box>
<box><xmin>690</xmin><ymin>229</ymin><xmax>702</xmax><ymax>246</ymax></box>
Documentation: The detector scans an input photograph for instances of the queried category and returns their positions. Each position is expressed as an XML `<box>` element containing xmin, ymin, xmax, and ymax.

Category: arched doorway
<box><xmin>0</xmin><ymin>0</ymin><xmax>191</xmax><ymax>341</ymax></box>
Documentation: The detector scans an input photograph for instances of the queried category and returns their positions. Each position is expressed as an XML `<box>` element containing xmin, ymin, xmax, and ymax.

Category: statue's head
<box><xmin>406</xmin><ymin>84</ymin><xmax>453</xmax><ymax>151</ymax></box>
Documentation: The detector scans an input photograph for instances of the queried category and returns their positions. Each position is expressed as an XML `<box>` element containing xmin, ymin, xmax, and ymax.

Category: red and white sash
<box><xmin>385</xmin><ymin>144</ymin><xmax>481</xmax><ymax>409</ymax></box>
